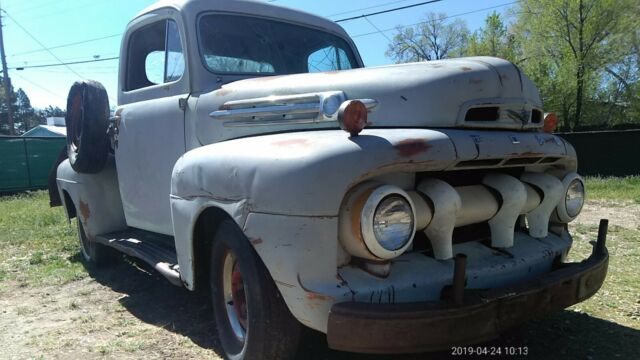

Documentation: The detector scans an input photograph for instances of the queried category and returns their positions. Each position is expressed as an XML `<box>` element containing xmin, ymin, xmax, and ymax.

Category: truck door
<box><xmin>115</xmin><ymin>11</ymin><xmax>189</xmax><ymax>235</ymax></box>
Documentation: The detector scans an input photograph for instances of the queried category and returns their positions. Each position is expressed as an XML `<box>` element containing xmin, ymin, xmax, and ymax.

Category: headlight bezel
<box><xmin>360</xmin><ymin>185</ymin><xmax>416</xmax><ymax>259</ymax></box>
<box><xmin>555</xmin><ymin>173</ymin><xmax>585</xmax><ymax>222</ymax></box>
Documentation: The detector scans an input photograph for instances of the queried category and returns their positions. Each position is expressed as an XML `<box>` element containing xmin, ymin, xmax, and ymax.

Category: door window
<box><xmin>126</xmin><ymin>19</ymin><xmax>185</xmax><ymax>91</ymax></box>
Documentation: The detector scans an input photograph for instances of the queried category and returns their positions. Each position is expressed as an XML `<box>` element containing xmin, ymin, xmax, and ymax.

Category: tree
<box><xmin>386</xmin><ymin>12</ymin><xmax>469</xmax><ymax>63</ymax></box>
<box><xmin>13</xmin><ymin>88</ymin><xmax>39</xmax><ymax>133</ymax></box>
<box><xmin>40</xmin><ymin>105</ymin><xmax>66</xmax><ymax>118</ymax></box>
<box><xmin>0</xmin><ymin>81</ymin><xmax>65</xmax><ymax>135</ymax></box>
<box><xmin>465</xmin><ymin>12</ymin><xmax>519</xmax><ymax>62</ymax></box>
<box><xmin>515</xmin><ymin>0</ymin><xmax>635</xmax><ymax>130</ymax></box>
<box><xmin>0</xmin><ymin>76</ymin><xmax>16</xmax><ymax>135</ymax></box>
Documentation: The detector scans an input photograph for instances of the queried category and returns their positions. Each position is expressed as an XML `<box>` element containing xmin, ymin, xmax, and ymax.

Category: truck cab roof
<box><xmin>134</xmin><ymin>0</ymin><xmax>350</xmax><ymax>38</ymax></box>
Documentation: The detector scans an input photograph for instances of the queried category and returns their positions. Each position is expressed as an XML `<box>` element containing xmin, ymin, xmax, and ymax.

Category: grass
<box><xmin>0</xmin><ymin>191</ymin><xmax>85</xmax><ymax>291</ymax></box>
<box><xmin>568</xmin><ymin>223</ymin><xmax>640</xmax><ymax>328</ymax></box>
<box><xmin>585</xmin><ymin>176</ymin><xmax>640</xmax><ymax>203</ymax></box>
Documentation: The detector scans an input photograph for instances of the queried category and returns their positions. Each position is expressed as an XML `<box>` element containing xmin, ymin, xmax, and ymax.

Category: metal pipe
<box><xmin>452</xmin><ymin>253</ymin><xmax>467</xmax><ymax>305</ymax></box>
<box><xmin>595</xmin><ymin>219</ymin><xmax>608</xmax><ymax>256</ymax></box>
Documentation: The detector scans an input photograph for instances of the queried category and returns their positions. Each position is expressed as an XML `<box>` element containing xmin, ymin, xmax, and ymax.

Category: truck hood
<box><xmin>195</xmin><ymin>57</ymin><xmax>543</xmax><ymax>145</ymax></box>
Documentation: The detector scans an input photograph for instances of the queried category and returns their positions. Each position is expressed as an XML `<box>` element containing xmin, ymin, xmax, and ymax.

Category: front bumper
<box><xmin>327</xmin><ymin>224</ymin><xmax>609</xmax><ymax>354</ymax></box>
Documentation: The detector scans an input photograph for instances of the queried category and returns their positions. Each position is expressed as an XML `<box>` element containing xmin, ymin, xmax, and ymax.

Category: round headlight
<box><xmin>373</xmin><ymin>196</ymin><xmax>415</xmax><ymax>251</ymax></box>
<box><xmin>555</xmin><ymin>173</ymin><xmax>585</xmax><ymax>222</ymax></box>
<box><xmin>356</xmin><ymin>185</ymin><xmax>416</xmax><ymax>259</ymax></box>
<box><xmin>565</xmin><ymin>179</ymin><xmax>585</xmax><ymax>218</ymax></box>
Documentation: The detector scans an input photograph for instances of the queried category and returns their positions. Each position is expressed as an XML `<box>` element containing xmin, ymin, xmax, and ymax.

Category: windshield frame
<box><xmin>195</xmin><ymin>12</ymin><xmax>362</xmax><ymax>77</ymax></box>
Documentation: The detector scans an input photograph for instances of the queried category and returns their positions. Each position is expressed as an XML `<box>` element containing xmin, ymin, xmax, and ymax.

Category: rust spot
<box><xmin>306</xmin><ymin>292</ymin><xmax>333</xmax><ymax>301</ymax></box>
<box><xmin>250</xmin><ymin>238</ymin><xmax>263</xmax><ymax>245</ymax></box>
<box><xmin>79</xmin><ymin>200</ymin><xmax>91</xmax><ymax>222</ymax></box>
<box><xmin>297</xmin><ymin>273</ymin><xmax>335</xmax><ymax>302</ymax></box>
<box><xmin>461</xmin><ymin>66</ymin><xmax>473</xmax><ymax>71</ymax></box>
<box><xmin>469</xmin><ymin>78</ymin><xmax>483</xmax><ymax>84</ymax></box>
<box><xmin>246</xmin><ymin>74</ymin><xmax>286</xmax><ymax>83</ymax></box>
<box><xmin>271</xmin><ymin>138</ymin><xmax>312</xmax><ymax>147</ymax></box>
<box><xmin>215</xmin><ymin>88</ymin><xmax>232</xmax><ymax>97</ymax></box>
<box><xmin>395</xmin><ymin>138</ymin><xmax>432</xmax><ymax>157</ymax></box>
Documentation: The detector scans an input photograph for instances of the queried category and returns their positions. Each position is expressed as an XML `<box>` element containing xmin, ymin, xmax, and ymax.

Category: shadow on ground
<box><xmin>88</xmin><ymin>257</ymin><xmax>639</xmax><ymax>360</ymax></box>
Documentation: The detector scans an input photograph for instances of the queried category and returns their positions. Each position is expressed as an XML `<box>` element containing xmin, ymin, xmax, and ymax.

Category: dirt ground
<box><xmin>1</xmin><ymin>200</ymin><xmax>639</xmax><ymax>360</ymax></box>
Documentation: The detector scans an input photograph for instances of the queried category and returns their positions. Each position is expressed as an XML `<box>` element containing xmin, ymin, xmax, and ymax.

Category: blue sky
<box><xmin>2</xmin><ymin>0</ymin><xmax>516</xmax><ymax>109</ymax></box>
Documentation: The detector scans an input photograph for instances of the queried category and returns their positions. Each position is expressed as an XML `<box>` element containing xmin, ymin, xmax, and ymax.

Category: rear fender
<box><xmin>56</xmin><ymin>158</ymin><xmax>127</xmax><ymax>239</ymax></box>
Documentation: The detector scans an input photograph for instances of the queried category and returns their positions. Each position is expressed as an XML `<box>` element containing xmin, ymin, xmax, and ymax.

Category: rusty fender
<box><xmin>55</xmin><ymin>158</ymin><xmax>127</xmax><ymax>239</ymax></box>
<box><xmin>169</xmin><ymin>129</ymin><xmax>456</xmax><ymax>292</ymax></box>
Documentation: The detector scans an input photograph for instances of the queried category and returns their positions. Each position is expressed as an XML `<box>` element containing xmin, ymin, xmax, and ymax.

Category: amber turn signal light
<box><xmin>543</xmin><ymin>112</ymin><xmax>558</xmax><ymax>133</ymax></box>
<box><xmin>338</xmin><ymin>100</ymin><xmax>368</xmax><ymax>136</ymax></box>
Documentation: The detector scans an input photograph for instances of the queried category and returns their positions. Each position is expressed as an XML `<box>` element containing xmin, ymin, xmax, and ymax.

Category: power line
<box><xmin>10</xmin><ymin>53</ymin><xmax>119</xmax><ymax>66</ymax></box>
<box><xmin>351</xmin><ymin>1</ymin><xmax>520</xmax><ymax>38</ymax></box>
<box><xmin>12</xmin><ymin>71</ymin><xmax>66</xmax><ymax>101</ymax></box>
<box><xmin>326</xmin><ymin>0</ymin><xmax>416</xmax><ymax>18</ymax></box>
<box><xmin>8</xmin><ymin>33</ymin><xmax>121</xmax><ymax>57</ymax></box>
<box><xmin>9</xmin><ymin>56</ymin><xmax>119</xmax><ymax>70</ymax></box>
<box><xmin>363</xmin><ymin>15</ymin><xmax>393</xmax><ymax>42</ymax></box>
<box><xmin>3</xmin><ymin>0</ymin><xmax>60</xmax><ymax>16</ymax></box>
<box><xmin>2</xmin><ymin>9</ymin><xmax>85</xmax><ymax>79</ymax></box>
<box><xmin>335</xmin><ymin>0</ymin><xmax>444</xmax><ymax>23</ymax></box>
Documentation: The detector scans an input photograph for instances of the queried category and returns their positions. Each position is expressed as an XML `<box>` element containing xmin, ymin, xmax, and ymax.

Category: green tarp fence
<box><xmin>0</xmin><ymin>136</ymin><xmax>66</xmax><ymax>193</ymax></box>
<box><xmin>559</xmin><ymin>130</ymin><xmax>640</xmax><ymax>177</ymax></box>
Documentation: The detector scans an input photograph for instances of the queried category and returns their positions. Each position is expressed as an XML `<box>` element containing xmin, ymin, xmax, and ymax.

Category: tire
<box><xmin>77</xmin><ymin>218</ymin><xmax>114</xmax><ymax>267</ymax></box>
<box><xmin>210</xmin><ymin>219</ymin><xmax>301</xmax><ymax>360</ymax></box>
<box><xmin>65</xmin><ymin>80</ymin><xmax>110</xmax><ymax>174</ymax></box>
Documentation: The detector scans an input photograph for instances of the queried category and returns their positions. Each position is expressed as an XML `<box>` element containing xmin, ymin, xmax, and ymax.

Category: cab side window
<box><xmin>126</xmin><ymin>19</ymin><xmax>185</xmax><ymax>91</ymax></box>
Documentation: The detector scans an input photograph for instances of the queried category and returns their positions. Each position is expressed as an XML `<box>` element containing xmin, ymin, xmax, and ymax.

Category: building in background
<box><xmin>21</xmin><ymin>117</ymin><xmax>66</xmax><ymax>137</ymax></box>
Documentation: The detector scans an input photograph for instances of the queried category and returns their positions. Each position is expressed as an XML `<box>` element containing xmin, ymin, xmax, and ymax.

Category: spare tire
<box><xmin>65</xmin><ymin>80</ymin><xmax>110</xmax><ymax>174</ymax></box>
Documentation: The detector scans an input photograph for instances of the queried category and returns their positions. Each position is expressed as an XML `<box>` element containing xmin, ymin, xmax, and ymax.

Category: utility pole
<box><xmin>0</xmin><ymin>7</ymin><xmax>14</xmax><ymax>135</ymax></box>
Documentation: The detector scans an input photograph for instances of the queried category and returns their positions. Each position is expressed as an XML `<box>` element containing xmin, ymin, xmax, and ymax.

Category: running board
<box><xmin>95</xmin><ymin>229</ymin><xmax>182</xmax><ymax>287</ymax></box>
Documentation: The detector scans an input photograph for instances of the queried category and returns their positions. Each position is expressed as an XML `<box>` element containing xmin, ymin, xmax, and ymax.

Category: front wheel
<box><xmin>210</xmin><ymin>219</ymin><xmax>301</xmax><ymax>360</ymax></box>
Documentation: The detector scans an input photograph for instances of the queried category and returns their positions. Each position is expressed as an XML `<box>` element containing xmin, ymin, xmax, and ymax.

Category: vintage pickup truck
<box><xmin>50</xmin><ymin>0</ymin><xmax>609</xmax><ymax>358</ymax></box>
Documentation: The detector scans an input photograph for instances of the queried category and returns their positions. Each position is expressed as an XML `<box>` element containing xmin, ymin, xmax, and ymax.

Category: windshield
<box><xmin>198</xmin><ymin>14</ymin><xmax>360</xmax><ymax>75</ymax></box>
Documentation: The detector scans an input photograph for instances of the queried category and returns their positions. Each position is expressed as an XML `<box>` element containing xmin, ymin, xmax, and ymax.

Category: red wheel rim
<box><xmin>223</xmin><ymin>251</ymin><xmax>248</xmax><ymax>342</ymax></box>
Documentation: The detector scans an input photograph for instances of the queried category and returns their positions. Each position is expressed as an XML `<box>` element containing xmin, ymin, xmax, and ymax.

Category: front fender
<box><xmin>170</xmin><ymin>128</ymin><xmax>456</xmax><ymax>293</ymax></box>
<box><xmin>170</xmin><ymin>128</ymin><xmax>571</xmax><ymax>312</ymax></box>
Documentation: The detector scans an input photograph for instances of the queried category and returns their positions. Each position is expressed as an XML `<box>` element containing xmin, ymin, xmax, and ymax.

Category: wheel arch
<box><xmin>62</xmin><ymin>189</ymin><xmax>77</xmax><ymax>220</ymax></box>
<box><xmin>191</xmin><ymin>206</ymin><xmax>231</xmax><ymax>292</ymax></box>
<box><xmin>171</xmin><ymin>194</ymin><xmax>250</xmax><ymax>291</ymax></box>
